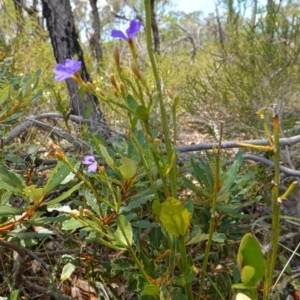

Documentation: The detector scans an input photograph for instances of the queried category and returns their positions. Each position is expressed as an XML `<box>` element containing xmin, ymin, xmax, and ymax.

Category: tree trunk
<box><xmin>88</xmin><ymin>0</ymin><xmax>103</xmax><ymax>64</ymax></box>
<box><xmin>41</xmin><ymin>0</ymin><xmax>110</xmax><ymax>139</ymax></box>
<box><xmin>150</xmin><ymin>0</ymin><xmax>160</xmax><ymax>54</ymax></box>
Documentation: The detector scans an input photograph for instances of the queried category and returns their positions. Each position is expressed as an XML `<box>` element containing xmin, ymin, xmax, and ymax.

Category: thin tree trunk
<box><xmin>89</xmin><ymin>0</ymin><xmax>103</xmax><ymax>64</ymax></box>
<box><xmin>41</xmin><ymin>0</ymin><xmax>110</xmax><ymax>139</ymax></box>
<box><xmin>251</xmin><ymin>0</ymin><xmax>258</xmax><ymax>28</ymax></box>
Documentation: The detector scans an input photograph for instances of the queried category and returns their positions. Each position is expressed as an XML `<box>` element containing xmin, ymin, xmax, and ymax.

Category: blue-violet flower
<box><xmin>54</xmin><ymin>58</ymin><xmax>82</xmax><ymax>82</ymax></box>
<box><xmin>82</xmin><ymin>155</ymin><xmax>97</xmax><ymax>173</ymax></box>
<box><xmin>111</xmin><ymin>19</ymin><xmax>142</xmax><ymax>41</ymax></box>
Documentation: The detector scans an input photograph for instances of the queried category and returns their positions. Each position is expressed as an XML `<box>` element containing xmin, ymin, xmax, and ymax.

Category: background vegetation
<box><xmin>1</xmin><ymin>0</ymin><xmax>300</xmax><ymax>299</ymax></box>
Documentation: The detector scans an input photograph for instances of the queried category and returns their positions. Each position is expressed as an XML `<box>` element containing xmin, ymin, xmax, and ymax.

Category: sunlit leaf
<box><xmin>159</xmin><ymin>197</ymin><xmax>190</xmax><ymax>237</ymax></box>
<box><xmin>119</xmin><ymin>157</ymin><xmax>137</xmax><ymax>181</ymax></box>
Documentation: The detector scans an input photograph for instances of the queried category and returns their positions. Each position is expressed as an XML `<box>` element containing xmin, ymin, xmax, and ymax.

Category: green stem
<box><xmin>144</xmin><ymin>0</ymin><xmax>174</xmax><ymax>196</ymax></box>
<box><xmin>62</xmin><ymin>157</ymin><xmax>115</xmax><ymax>210</ymax></box>
<box><xmin>250</xmin><ymin>288</ymin><xmax>258</xmax><ymax>300</ymax></box>
<box><xmin>263</xmin><ymin>112</ymin><xmax>280</xmax><ymax>298</ymax></box>
<box><xmin>198</xmin><ymin>148</ymin><xmax>220</xmax><ymax>299</ymax></box>
<box><xmin>178</xmin><ymin>236</ymin><xmax>194</xmax><ymax>300</ymax></box>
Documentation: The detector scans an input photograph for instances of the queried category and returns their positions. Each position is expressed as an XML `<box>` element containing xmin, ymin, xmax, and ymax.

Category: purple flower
<box><xmin>111</xmin><ymin>19</ymin><xmax>142</xmax><ymax>41</ymax></box>
<box><xmin>82</xmin><ymin>155</ymin><xmax>97</xmax><ymax>173</ymax></box>
<box><xmin>54</xmin><ymin>58</ymin><xmax>82</xmax><ymax>82</ymax></box>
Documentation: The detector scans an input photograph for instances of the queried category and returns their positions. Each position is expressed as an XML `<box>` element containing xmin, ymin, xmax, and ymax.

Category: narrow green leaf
<box><xmin>115</xmin><ymin>215</ymin><xmax>133</xmax><ymax>246</ymax></box>
<box><xmin>0</xmin><ymin>86</ymin><xmax>9</xmax><ymax>105</ymax></box>
<box><xmin>42</xmin><ymin>182</ymin><xmax>83</xmax><ymax>206</ymax></box>
<box><xmin>44</xmin><ymin>159</ymin><xmax>75</xmax><ymax>193</ymax></box>
<box><xmin>99</xmin><ymin>144</ymin><xmax>114</xmax><ymax>167</ymax></box>
<box><xmin>0</xmin><ymin>206</ymin><xmax>24</xmax><ymax>216</ymax></box>
<box><xmin>0</xmin><ymin>166</ymin><xmax>25</xmax><ymax>193</ymax></box>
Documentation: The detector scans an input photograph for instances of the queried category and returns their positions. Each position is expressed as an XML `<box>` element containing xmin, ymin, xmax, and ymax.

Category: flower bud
<box><xmin>113</xmin><ymin>46</ymin><xmax>120</xmax><ymax>68</ymax></box>
<box><xmin>167</xmin><ymin>89</ymin><xmax>173</xmax><ymax>98</ymax></box>
<box><xmin>86</xmin><ymin>82</ymin><xmax>94</xmax><ymax>91</ymax></box>
<box><xmin>110</xmin><ymin>74</ymin><xmax>119</xmax><ymax>91</ymax></box>
<box><xmin>119</xmin><ymin>82</ymin><xmax>125</xmax><ymax>92</ymax></box>
<box><xmin>96</xmin><ymin>88</ymin><xmax>106</xmax><ymax>98</ymax></box>
<box><xmin>131</xmin><ymin>62</ymin><xmax>147</xmax><ymax>87</ymax></box>
<box><xmin>48</xmin><ymin>141</ymin><xmax>65</xmax><ymax>161</ymax></box>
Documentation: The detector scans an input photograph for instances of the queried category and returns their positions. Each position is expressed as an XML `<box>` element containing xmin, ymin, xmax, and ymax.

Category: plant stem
<box><xmin>144</xmin><ymin>0</ymin><xmax>175</xmax><ymax>198</ymax></box>
<box><xmin>178</xmin><ymin>236</ymin><xmax>194</xmax><ymax>300</ymax></box>
<box><xmin>263</xmin><ymin>110</ymin><xmax>280</xmax><ymax>298</ymax></box>
<box><xmin>198</xmin><ymin>124</ymin><xmax>223</xmax><ymax>299</ymax></box>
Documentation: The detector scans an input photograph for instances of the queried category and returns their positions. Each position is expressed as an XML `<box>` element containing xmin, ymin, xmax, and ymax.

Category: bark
<box><xmin>41</xmin><ymin>0</ymin><xmax>110</xmax><ymax>139</ymax></box>
<box><xmin>89</xmin><ymin>0</ymin><xmax>103</xmax><ymax>63</ymax></box>
<box><xmin>150</xmin><ymin>0</ymin><xmax>160</xmax><ymax>53</ymax></box>
<box><xmin>251</xmin><ymin>0</ymin><xmax>258</xmax><ymax>28</ymax></box>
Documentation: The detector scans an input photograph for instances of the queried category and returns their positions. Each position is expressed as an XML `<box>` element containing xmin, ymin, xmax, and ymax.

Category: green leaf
<box><xmin>132</xmin><ymin>220</ymin><xmax>159</xmax><ymax>228</ymax></box>
<box><xmin>135</xmin><ymin>105</ymin><xmax>149</xmax><ymax>120</ymax></box>
<box><xmin>84</xmin><ymin>102</ymin><xmax>93</xmax><ymax>118</ymax></box>
<box><xmin>60</xmin><ymin>262</ymin><xmax>76</xmax><ymax>281</ymax></box>
<box><xmin>0</xmin><ymin>86</ymin><xmax>9</xmax><ymax>105</ymax></box>
<box><xmin>23</xmin><ymin>185</ymin><xmax>44</xmax><ymax>201</ymax></box>
<box><xmin>126</xmin><ymin>94</ymin><xmax>139</xmax><ymax>112</ymax></box>
<box><xmin>62</xmin><ymin>217</ymin><xmax>84</xmax><ymax>230</ymax></box>
<box><xmin>220</xmin><ymin>151</ymin><xmax>243</xmax><ymax>194</ymax></box>
<box><xmin>237</xmin><ymin>233</ymin><xmax>266</xmax><ymax>286</ymax></box>
<box><xmin>8</xmin><ymin>289</ymin><xmax>20</xmax><ymax>300</ymax></box>
<box><xmin>186</xmin><ymin>233</ymin><xmax>207</xmax><ymax>246</ymax></box>
<box><xmin>212</xmin><ymin>232</ymin><xmax>227</xmax><ymax>243</ymax></box>
<box><xmin>115</xmin><ymin>215</ymin><xmax>133</xmax><ymax>246</ymax></box>
<box><xmin>84</xmin><ymin>188</ymin><xmax>100</xmax><ymax>215</ymax></box>
<box><xmin>171</xmin><ymin>265</ymin><xmax>198</xmax><ymax>286</ymax></box>
<box><xmin>121</xmin><ymin>191</ymin><xmax>154</xmax><ymax>212</ymax></box>
<box><xmin>0</xmin><ymin>166</ymin><xmax>25</xmax><ymax>195</ymax></box>
<box><xmin>44</xmin><ymin>159</ymin><xmax>75</xmax><ymax>193</ymax></box>
<box><xmin>191</xmin><ymin>159</ymin><xmax>214</xmax><ymax>194</ymax></box>
<box><xmin>139</xmin><ymin>249</ymin><xmax>155</xmax><ymax>276</ymax></box>
<box><xmin>0</xmin><ymin>206</ymin><xmax>24</xmax><ymax>216</ymax></box>
<box><xmin>151</xmin><ymin>200</ymin><xmax>161</xmax><ymax>216</ymax></box>
<box><xmin>42</xmin><ymin>182</ymin><xmax>83</xmax><ymax>206</ymax></box>
<box><xmin>118</xmin><ymin>157</ymin><xmax>137</xmax><ymax>181</ymax></box>
<box><xmin>99</xmin><ymin>144</ymin><xmax>114</xmax><ymax>167</ymax></box>
<box><xmin>159</xmin><ymin>197</ymin><xmax>190</xmax><ymax>237</ymax></box>
<box><xmin>142</xmin><ymin>285</ymin><xmax>160</xmax><ymax>296</ymax></box>
<box><xmin>241</xmin><ymin>265</ymin><xmax>255</xmax><ymax>284</ymax></box>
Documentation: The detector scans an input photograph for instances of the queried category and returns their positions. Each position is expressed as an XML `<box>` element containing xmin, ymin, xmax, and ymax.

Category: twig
<box><xmin>176</xmin><ymin>135</ymin><xmax>300</xmax><ymax>153</ymax></box>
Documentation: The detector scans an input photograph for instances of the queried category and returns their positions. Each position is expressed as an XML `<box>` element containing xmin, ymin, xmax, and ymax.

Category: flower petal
<box><xmin>126</xmin><ymin>19</ymin><xmax>142</xmax><ymax>39</ymax></box>
<box><xmin>88</xmin><ymin>162</ymin><xmax>97</xmax><ymax>173</ymax></box>
<box><xmin>82</xmin><ymin>155</ymin><xmax>96</xmax><ymax>165</ymax></box>
<box><xmin>65</xmin><ymin>58</ymin><xmax>82</xmax><ymax>73</ymax></box>
<box><xmin>111</xmin><ymin>29</ymin><xmax>127</xmax><ymax>40</ymax></box>
<box><xmin>53</xmin><ymin>58</ymin><xmax>81</xmax><ymax>82</ymax></box>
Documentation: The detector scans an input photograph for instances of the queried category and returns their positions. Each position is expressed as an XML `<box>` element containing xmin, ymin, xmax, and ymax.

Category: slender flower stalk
<box><xmin>111</xmin><ymin>19</ymin><xmax>142</xmax><ymax>64</ymax></box>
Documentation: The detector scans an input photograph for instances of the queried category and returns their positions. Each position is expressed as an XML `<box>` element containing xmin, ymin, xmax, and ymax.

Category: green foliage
<box><xmin>232</xmin><ymin>233</ymin><xmax>266</xmax><ymax>289</ymax></box>
<box><xmin>1</xmin><ymin>1</ymin><xmax>300</xmax><ymax>299</ymax></box>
